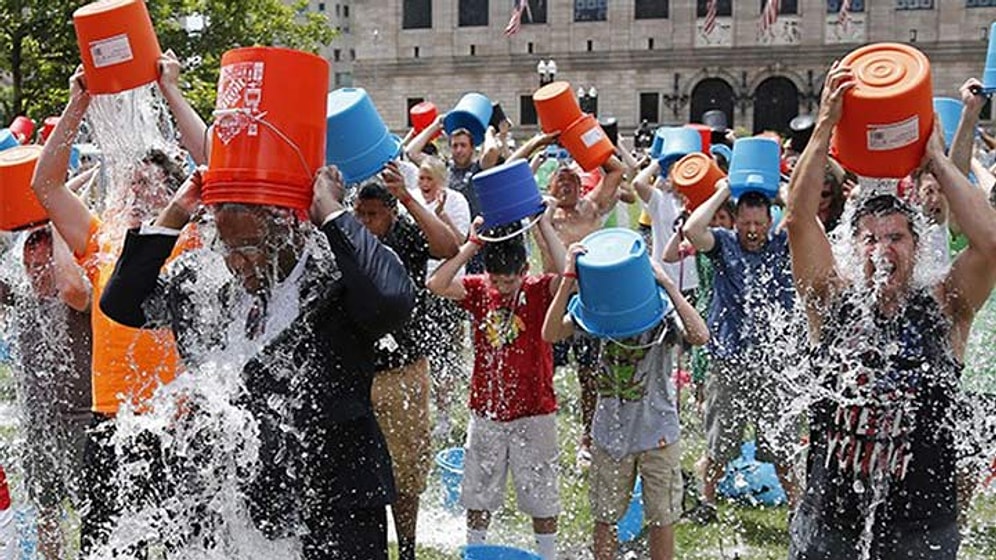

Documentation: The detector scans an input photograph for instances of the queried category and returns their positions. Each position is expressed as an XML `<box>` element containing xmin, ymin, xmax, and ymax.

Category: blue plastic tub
<box><xmin>436</xmin><ymin>447</ymin><xmax>465</xmax><ymax>512</ymax></box>
<box><xmin>463</xmin><ymin>545</ymin><xmax>542</xmax><ymax>560</ymax></box>
<box><xmin>983</xmin><ymin>23</ymin><xmax>996</xmax><ymax>94</ymax></box>
<box><xmin>445</xmin><ymin>92</ymin><xmax>493</xmax><ymax>147</ymax></box>
<box><xmin>728</xmin><ymin>137</ymin><xmax>780</xmax><ymax>200</ymax></box>
<box><xmin>0</xmin><ymin>130</ymin><xmax>18</xmax><ymax>152</ymax></box>
<box><xmin>325</xmin><ymin>88</ymin><xmax>401</xmax><ymax>185</ymax></box>
<box><xmin>472</xmin><ymin>159</ymin><xmax>544</xmax><ymax>230</ymax></box>
<box><xmin>657</xmin><ymin>127</ymin><xmax>702</xmax><ymax>171</ymax></box>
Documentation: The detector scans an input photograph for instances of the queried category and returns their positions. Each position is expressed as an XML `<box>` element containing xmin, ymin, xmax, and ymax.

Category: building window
<box><xmin>759</xmin><ymin>0</ymin><xmax>797</xmax><ymax>14</ymax></box>
<box><xmin>333</xmin><ymin>49</ymin><xmax>341</xmax><ymax>62</ymax></box>
<box><xmin>696</xmin><ymin>0</ymin><xmax>731</xmax><ymax>17</ymax></box>
<box><xmin>525</xmin><ymin>0</ymin><xmax>548</xmax><ymax>24</ymax></box>
<box><xmin>575</xmin><ymin>0</ymin><xmax>608</xmax><ymax>22</ymax></box>
<box><xmin>520</xmin><ymin>95</ymin><xmax>538</xmax><ymax>125</ymax></box>
<box><xmin>403</xmin><ymin>0</ymin><xmax>432</xmax><ymax>29</ymax></box>
<box><xmin>343</xmin><ymin>4</ymin><xmax>349</xmax><ymax>17</ymax></box>
<box><xmin>827</xmin><ymin>0</ymin><xmax>864</xmax><ymax>12</ymax></box>
<box><xmin>460</xmin><ymin>0</ymin><xmax>489</xmax><ymax>26</ymax></box>
<box><xmin>895</xmin><ymin>0</ymin><xmax>933</xmax><ymax>9</ymax></box>
<box><xmin>967</xmin><ymin>0</ymin><xmax>995</xmax><ymax>6</ymax></box>
<box><xmin>635</xmin><ymin>0</ymin><xmax>668</xmax><ymax>19</ymax></box>
<box><xmin>527</xmin><ymin>42</ymin><xmax>534</xmax><ymax>53</ymax></box>
<box><xmin>639</xmin><ymin>92</ymin><xmax>659</xmax><ymax>124</ymax></box>
<box><xmin>318</xmin><ymin>2</ymin><xmax>326</xmax><ymax>12</ymax></box>
<box><xmin>470</xmin><ymin>44</ymin><xmax>477</xmax><ymax>55</ymax></box>
<box><xmin>414</xmin><ymin>46</ymin><xmax>420</xmax><ymax>58</ymax></box>
<box><xmin>334</xmin><ymin>72</ymin><xmax>353</xmax><ymax>87</ymax></box>
<box><xmin>406</xmin><ymin>98</ymin><xmax>425</xmax><ymax>127</ymax></box>
<box><xmin>349</xmin><ymin>48</ymin><xmax>355</xmax><ymax>60</ymax></box>
<box><xmin>648</xmin><ymin>37</ymin><xmax>654</xmax><ymax>49</ymax></box>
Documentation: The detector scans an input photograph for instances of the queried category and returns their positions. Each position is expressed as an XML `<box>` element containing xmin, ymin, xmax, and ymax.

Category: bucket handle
<box><xmin>607</xmin><ymin>321</ymin><xmax>668</xmax><ymax>350</ymax></box>
<box><xmin>209</xmin><ymin>108</ymin><xmax>313</xmax><ymax>180</ymax></box>
<box><xmin>476</xmin><ymin>211</ymin><xmax>544</xmax><ymax>244</ymax></box>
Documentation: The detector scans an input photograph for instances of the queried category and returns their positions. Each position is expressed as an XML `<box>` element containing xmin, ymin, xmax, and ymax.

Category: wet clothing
<box><xmin>552</xmin><ymin>329</ymin><xmax>601</xmax><ymax>369</ymax></box>
<box><xmin>790</xmin><ymin>288</ymin><xmax>962</xmax><ymax>559</ymax></box>
<box><xmin>99</xmin><ymin>214</ymin><xmax>414</xmax><ymax>558</ymax></box>
<box><xmin>459</xmin><ymin>274</ymin><xmax>557</xmax><ymax>422</ymax></box>
<box><xmin>447</xmin><ymin>161</ymin><xmax>483</xmax><ymax>222</ymax></box>
<box><xmin>373</xmin><ymin>215</ymin><xmax>429</xmax><ymax>372</ymax></box>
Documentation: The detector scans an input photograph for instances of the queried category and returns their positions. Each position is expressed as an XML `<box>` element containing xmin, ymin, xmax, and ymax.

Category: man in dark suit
<box><xmin>99</xmin><ymin>165</ymin><xmax>415</xmax><ymax>559</ymax></box>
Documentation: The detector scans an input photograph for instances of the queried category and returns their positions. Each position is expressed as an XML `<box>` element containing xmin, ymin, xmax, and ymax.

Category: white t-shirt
<box><xmin>645</xmin><ymin>188</ymin><xmax>700</xmax><ymax>291</ymax></box>
<box><xmin>407</xmin><ymin>186</ymin><xmax>471</xmax><ymax>275</ymax></box>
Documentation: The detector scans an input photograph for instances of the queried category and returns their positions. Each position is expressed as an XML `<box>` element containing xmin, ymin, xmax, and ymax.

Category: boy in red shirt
<box><xmin>427</xmin><ymin>211</ymin><xmax>565</xmax><ymax>560</ymax></box>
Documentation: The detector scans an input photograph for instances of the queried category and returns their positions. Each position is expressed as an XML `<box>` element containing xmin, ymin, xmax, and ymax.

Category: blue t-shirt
<box><xmin>705</xmin><ymin>228</ymin><xmax>794</xmax><ymax>360</ymax></box>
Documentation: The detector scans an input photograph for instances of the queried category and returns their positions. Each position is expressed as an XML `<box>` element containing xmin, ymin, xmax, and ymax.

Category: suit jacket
<box><xmin>100</xmin><ymin>213</ymin><xmax>415</xmax><ymax>537</ymax></box>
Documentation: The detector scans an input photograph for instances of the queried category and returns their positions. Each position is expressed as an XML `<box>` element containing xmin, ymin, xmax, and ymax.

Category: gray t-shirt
<box><xmin>591</xmin><ymin>318</ymin><xmax>681</xmax><ymax>460</ymax></box>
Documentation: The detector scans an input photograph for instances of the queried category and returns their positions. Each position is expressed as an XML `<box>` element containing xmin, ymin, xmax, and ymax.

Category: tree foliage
<box><xmin>0</xmin><ymin>0</ymin><xmax>335</xmax><ymax>125</ymax></box>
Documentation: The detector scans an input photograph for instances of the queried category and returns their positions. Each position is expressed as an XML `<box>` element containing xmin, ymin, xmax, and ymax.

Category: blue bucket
<box><xmin>984</xmin><ymin>23</ymin><xmax>996</xmax><ymax>94</ymax></box>
<box><xmin>0</xmin><ymin>129</ymin><xmax>18</xmax><ymax>152</ymax></box>
<box><xmin>657</xmin><ymin>127</ymin><xmax>702</xmax><ymax>170</ymax></box>
<box><xmin>728</xmin><ymin>137</ymin><xmax>780</xmax><ymax>200</ymax></box>
<box><xmin>436</xmin><ymin>447</ymin><xmax>465</xmax><ymax>512</ymax></box>
<box><xmin>649</xmin><ymin>127</ymin><xmax>667</xmax><ymax>160</ymax></box>
<box><xmin>933</xmin><ymin>97</ymin><xmax>963</xmax><ymax>150</ymax></box>
<box><xmin>617</xmin><ymin>477</ymin><xmax>644</xmax><ymax>543</ymax></box>
<box><xmin>472</xmin><ymin>159</ymin><xmax>545</xmax><ymax>230</ymax></box>
<box><xmin>568</xmin><ymin>228</ymin><xmax>672</xmax><ymax>339</ymax></box>
<box><xmin>710</xmin><ymin>144</ymin><xmax>733</xmax><ymax>166</ymax></box>
<box><xmin>463</xmin><ymin>545</ymin><xmax>542</xmax><ymax>560</ymax></box>
<box><xmin>445</xmin><ymin>92</ymin><xmax>493</xmax><ymax>147</ymax></box>
<box><xmin>717</xmin><ymin>441</ymin><xmax>786</xmax><ymax>507</ymax></box>
<box><xmin>326</xmin><ymin>88</ymin><xmax>402</xmax><ymax>185</ymax></box>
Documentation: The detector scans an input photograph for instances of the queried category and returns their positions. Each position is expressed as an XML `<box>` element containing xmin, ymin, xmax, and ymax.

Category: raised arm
<box><xmin>405</xmin><ymin>115</ymin><xmax>443</xmax><ymax>166</ymax></box>
<box><xmin>542</xmin><ymin>243</ymin><xmax>585</xmax><ymax>343</ymax></box>
<box><xmin>632</xmin><ymin>158</ymin><xmax>662</xmax><ymax>204</ymax></box>
<box><xmin>784</xmin><ymin>62</ymin><xmax>852</xmax><ymax>307</ymax></box>
<box><xmin>31</xmin><ymin>67</ymin><xmax>95</xmax><ymax>255</ymax></box>
<box><xmin>535</xmin><ymin>201</ymin><xmax>566</xmax><ymax>296</ymax></box>
<box><xmin>158</xmin><ymin>50</ymin><xmax>208</xmax><ymax>165</ymax></box>
<box><xmin>479</xmin><ymin>126</ymin><xmax>501</xmax><ymax>170</ymax></box>
<box><xmin>382</xmin><ymin>162</ymin><xmax>459</xmax><ymax>259</ymax></box>
<box><xmin>950</xmin><ymin>78</ymin><xmax>985</xmax><ymax>178</ymax></box>
<box><xmin>682</xmin><ymin>180</ymin><xmax>729</xmax><ymax>254</ymax></box>
<box><xmin>426</xmin><ymin>218</ymin><xmax>484</xmax><ymax>301</ymax></box>
<box><xmin>509</xmin><ymin>131</ymin><xmax>558</xmax><ymax>163</ymax></box>
<box><xmin>52</xmin><ymin>228</ymin><xmax>91</xmax><ymax>312</ymax></box>
<box><xmin>651</xmin><ymin>259</ymin><xmax>709</xmax><ymax>346</ymax></box>
<box><xmin>586</xmin><ymin>155</ymin><xmax>626</xmax><ymax>214</ymax></box>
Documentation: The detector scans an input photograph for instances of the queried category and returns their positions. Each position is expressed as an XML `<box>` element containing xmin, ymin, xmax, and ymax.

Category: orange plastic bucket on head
<box><xmin>670</xmin><ymin>152</ymin><xmax>725</xmax><ymax>212</ymax></box>
<box><xmin>73</xmin><ymin>0</ymin><xmax>162</xmax><ymax>95</ymax></box>
<box><xmin>203</xmin><ymin>47</ymin><xmax>329</xmax><ymax>212</ymax></box>
<box><xmin>533</xmin><ymin>81</ymin><xmax>584</xmax><ymax>134</ymax></box>
<box><xmin>0</xmin><ymin>146</ymin><xmax>48</xmax><ymax>231</ymax></box>
<box><xmin>832</xmin><ymin>42</ymin><xmax>933</xmax><ymax>178</ymax></box>
<box><xmin>560</xmin><ymin>114</ymin><xmax>614</xmax><ymax>172</ymax></box>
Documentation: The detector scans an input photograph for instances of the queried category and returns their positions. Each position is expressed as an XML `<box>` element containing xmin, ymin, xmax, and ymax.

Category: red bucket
<box><xmin>9</xmin><ymin>117</ymin><xmax>34</xmax><ymax>144</ymax></box>
<box><xmin>560</xmin><ymin>114</ymin><xmax>614</xmax><ymax>172</ymax></box>
<box><xmin>73</xmin><ymin>0</ymin><xmax>163</xmax><ymax>95</ymax></box>
<box><xmin>203</xmin><ymin>47</ymin><xmax>329</xmax><ymax>211</ymax></box>
<box><xmin>39</xmin><ymin>117</ymin><xmax>60</xmax><ymax>144</ymax></box>
<box><xmin>410</xmin><ymin>101</ymin><xmax>441</xmax><ymax>140</ymax></box>
<box><xmin>0</xmin><ymin>145</ymin><xmax>48</xmax><ymax>232</ymax></box>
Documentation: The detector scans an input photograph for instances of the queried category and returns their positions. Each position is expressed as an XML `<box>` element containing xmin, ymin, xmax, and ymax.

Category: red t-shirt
<box><xmin>459</xmin><ymin>274</ymin><xmax>558</xmax><ymax>422</ymax></box>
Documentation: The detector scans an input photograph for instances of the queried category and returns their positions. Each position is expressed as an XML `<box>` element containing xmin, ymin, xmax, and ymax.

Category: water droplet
<box><xmin>852</xmin><ymin>479</ymin><xmax>865</xmax><ymax>494</ymax></box>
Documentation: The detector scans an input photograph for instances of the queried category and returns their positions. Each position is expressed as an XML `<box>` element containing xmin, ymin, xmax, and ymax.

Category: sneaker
<box><xmin>682</xmin><ymin>501</ymin><xmax>718</xmax><ymax>526</ymax></box>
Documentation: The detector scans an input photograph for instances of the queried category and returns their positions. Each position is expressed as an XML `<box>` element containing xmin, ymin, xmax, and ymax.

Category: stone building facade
<box><xmin>306</xmin><ymin>0</ymin><xmax>996</xmax><ymax>135</ymax></box>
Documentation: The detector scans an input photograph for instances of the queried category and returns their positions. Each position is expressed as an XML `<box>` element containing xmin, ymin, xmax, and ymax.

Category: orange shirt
<box><xmin>75</xmin><ymin>217</ymin><xmax>197</xmax><ymax>415</ymax></box>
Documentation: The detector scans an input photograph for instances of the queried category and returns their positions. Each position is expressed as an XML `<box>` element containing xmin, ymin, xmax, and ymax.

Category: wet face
<box><xmin>734</xmin><ymin>206</ymin><xmax>772</xmax><ymax>252</ymax></box>
<box><xmin>710</xmin><ymin>207</ymin><xmax>734</xmax><ymax>230</ymax></box>
<box><xmin>23</xmin><ymin>235</ymin><xmax>55</xmax><ymax>297</ymax></box>
<box><xmin>488</xmin><ymin>271</ymin><xmax>525</xmax><ymax>298</ymax></box>
<box><xmin>418</xmin><ymin>169</ymin><xmax>442</xmax><ymax>202</ymax></box>
<box><xmin>354</xmin><ymin>198</ymin><xmax>396</xmax><ymax>239</ymax></box>
<box><xmin>214</xmin><ymin>207</ymin><xmax>279</xmax><ymax>295</ymax></box>
<box><xmin>450</xmin><ymin>134</ymin><xmax>475</xmax><ymax>168</ymax></box>
<box><xmin>550</xmin><ymin>170</ymin><xmax>581</xmax><ymax>208</ymax></box>
<box><xmin>916</xmin><ymin>174</ymin><xmax>948</xmax><ymax>225</ymax></box>
<box><xmin>855</xmin><ymin>213</ymin><xmax>917</xmax><ymax>299</ymax></box>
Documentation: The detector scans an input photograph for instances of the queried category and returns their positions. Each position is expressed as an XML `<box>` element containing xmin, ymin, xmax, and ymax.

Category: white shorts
<box><xmin>460</xmin><ymin>413</ymin><xmax>561</xmax><ymax>519</ymax></box>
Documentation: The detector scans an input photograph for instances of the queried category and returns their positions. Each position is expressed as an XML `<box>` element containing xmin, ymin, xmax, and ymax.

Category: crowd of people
<box><xmin>0</xmin><ymin>51</ymin><xmax>994</xmax><ymax>560</ymax></box>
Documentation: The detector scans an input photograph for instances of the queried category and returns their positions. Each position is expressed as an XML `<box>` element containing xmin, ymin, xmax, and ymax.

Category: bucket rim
<box><xmin>328</xmin><ymin>134</ymin><xmax>402</xmax><ymax>185</ymax></box>
<box><xmin>567</xmin><ymin>287</ymin><xmax>671</xmax><ymax>340</ymax></box>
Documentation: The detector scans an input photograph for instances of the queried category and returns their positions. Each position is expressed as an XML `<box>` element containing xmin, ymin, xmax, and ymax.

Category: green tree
<box><xmin>0</xmin><ymin>0</ymin><xmax>334</xmax><ymax>127</ymax></box>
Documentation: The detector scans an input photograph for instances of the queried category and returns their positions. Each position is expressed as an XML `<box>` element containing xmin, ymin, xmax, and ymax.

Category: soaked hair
<box><xmin>483</xmin><ymin>236</ymin><xmax>527</xmax><ymax>275</ymax></box>
<box><xmin>850</xmin><ymin>194</ymin><xmax>920</xmax><ymax>243</ymax></box>
<box><xmin>357</xmin><ymin>181</ymin><xmax>397</xmax><ymax>210</ymax></box>
<box><xmin>420</xmin><ymin>155</ymin><xmax>447</xmax><ymax>185</ymax></box>
<box><xmin>735</xmin><ymin>191</ymin><xmax>772</xmax><ymax>214</ymax></box>
<box><xmin>142</xmin><ymin>148</ymin><xmax>186</xmax><ymax>194</ymax></box>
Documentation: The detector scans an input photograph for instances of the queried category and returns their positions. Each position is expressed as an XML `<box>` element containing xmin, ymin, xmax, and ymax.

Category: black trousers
<box><xmin>302</xmin><ymin>506</ymin><xmax>388</xmax><ymax>560</ymax></box>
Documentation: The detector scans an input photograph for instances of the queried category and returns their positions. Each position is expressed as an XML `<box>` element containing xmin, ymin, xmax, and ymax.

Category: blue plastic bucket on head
<box><xmin>568</xmin><ymin>228</ymin><xmax>672</xmax><ymax>339</ymax></box>
<box><xmin>933</xmin><ymin>97</ymin><xmax>963</xmax><ymax>150</ymax></box>
<box><xmin>445</xmin><ymin>92</ymin><xmax>493</xmax><ymax>147</ymax></box>
<box><xmin>0</xmin><ymin>129</ymin><xmax>18</xmax><ymax>152</ymax></box>
<box><xmin>463</xmin><ymin>545</ymin><xmax>543</xmax><ymax>560</ymax></box>
<box><xmin>325</xmin><ymin>88</ymin><xmax>402</xmax><ymax>185</ymax></box>
<box><xmin>472</xmin><ymin>159</ymin><xmax>545</xmax><ymax>230</ymax></box>
<box><xmin>649</xmin><ymin>127</ymin><xmax>667</xmax><ymax>160</ymax></box>
<box><xmin>728</xmin><ymin>137</ymin><xmax>780</xmax><ymax>200</ymax></box>
<box><xmin>657</xmin><ymin>127</ymin><xmax>703</xmax><ymax>170</ymax></box>
<box><xmin>984</xmin><ymin>23</ymin><xmax>996</xmax><ymax>94</ymax></box>
<box><xmin>436</xmin><ymin>447</ymin><xmax>465</xmax><ymax>512</ymax></box>
<box><xmin>617</xmin><ymin>477</ymin><xmax>644</xmax><ymax>542</ymax></box>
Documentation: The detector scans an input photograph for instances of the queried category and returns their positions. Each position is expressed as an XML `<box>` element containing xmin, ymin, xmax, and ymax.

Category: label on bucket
<box><xmin>581</xmin><ymin>126</ymin><xmax>605</xmax><ymax>148</ymax></box>
<box><xmin>866</xmin><ymin>115</ymin><xmax>919</xmax><ymax>152</ymax></box>
<box><xmin>89</xmin><ymin>34</ymin><xmax>134</xmax><ymax>68</ymax></box>
<box><xmin>215</xmin><ymin>62</ymin><xmax>266</xmax><ymax>145</ymax></box>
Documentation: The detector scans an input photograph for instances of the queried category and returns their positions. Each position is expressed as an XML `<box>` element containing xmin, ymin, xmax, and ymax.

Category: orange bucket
<box><xmin>670</xmin><ymin>152</ymin><xmax>725</xmax><ymax>212</ymax></box>
<box><xmin>533</xmin><ymin>81</ymin><xmax>584</xmax><ymax>134</ymax></box>
<box><xmin>832</xmin><ymin>42</ymin><xmax>933</xmax><ymax>178</ymax></box>
<box><xmin>0</xmin><ymin>145</ymin><xmax>48</xmax><ymax>232</ymax></box>
<box><xmin>560</xmin><ymin>114</ymin><xmax>614</xmax><ymax>172</ymax></box>
<box><xmin>203</xmin><ymin>47</ymin><xmax>329</xmax><ymax>211</ymax></box>
<box><xmin>73</xmin><ymin>0</ymin><xmax>162</xmax><ymax>95</ymax></box>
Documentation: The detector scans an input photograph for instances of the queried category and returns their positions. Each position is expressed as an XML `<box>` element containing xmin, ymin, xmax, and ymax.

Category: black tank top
<box><xmin>803</xmin><ymin>287</ymin><xmax>961</xmax><ymax>529</ymax></box>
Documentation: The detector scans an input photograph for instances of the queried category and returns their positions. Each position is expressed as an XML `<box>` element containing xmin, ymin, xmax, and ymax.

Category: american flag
<box><xmin>760</xmin><ymin>0</ymin><xmax>781</xmax><ymax>36</ymax></box>
<box><xmin>838</xmin><ymin>0</ymin><xmax>852</xmax><ymax>31</ymax></box>
<box><xmin>504</xmin><ymin>0</ymin><xmax>532</xmax><ymax>37</ymax></box>
<box><xmin>703</xmin><ymin>0</ymin><xmax>718</xmax><ymax>35</ymax></box>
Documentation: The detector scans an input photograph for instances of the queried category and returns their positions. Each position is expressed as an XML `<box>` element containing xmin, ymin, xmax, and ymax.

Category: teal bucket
<box><xmin>617</xmin><ymin>477</ymin><xmax>644</xmax><ymax>543</ymax></box>
<box><xmin>463</xmin><ymin>545</ymin><xmax>543</xmax><ymax>560</ymax></box>
<box><xmin>325</xmin><ymin>88</ymin><xmax>402</xmax><ymax>185</ymax></box>
<box><xmin>568</xmin><ymin>228</ymin><xmax>672</xmax><ymax>339</ymax></box>
<box><xmin>445</xmin><ymin>92</ymin><xmax>493</xmax><ymax>147</ymax></box>
<box><xmin>436</xmin><ymin>447</ymin><xmax>465</xmax><ymax>512</ymax></box>
<box><xmin>728</xmin><ymin>137</ymin><xmax>780</xmax><ymax>200</ymax></box>
<box><xmin>0</xmin><ymin>130</ymin><xmax>18</xmax><ymax>152</ymax></box>
<box><xmin>933</xmin><ymin>97</ymin><xmax>963</xmax><ymax>150</ymax></box>
<box><xmin>472</xmin><ymin>159</ymin><xmax>545</xmax><ymax>230</ymax></box>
